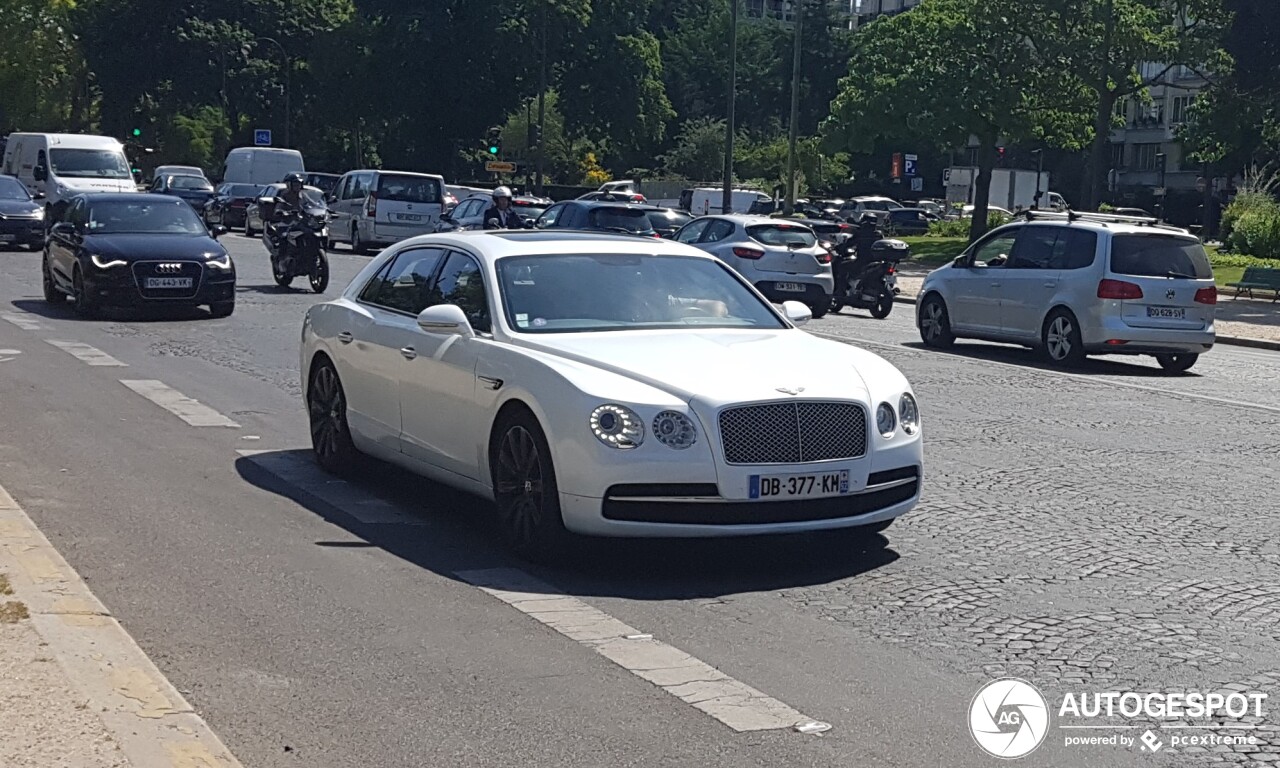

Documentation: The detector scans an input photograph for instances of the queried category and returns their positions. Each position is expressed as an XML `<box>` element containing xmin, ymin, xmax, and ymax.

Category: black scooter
<box><xmin>829</xmin><ymin>238</ymin><xmax>909</xmax><ymax>319</ymax></box>
<box><xmin>265</xmin><ymin>203</ymin><xmax>331</xmax><ymax>293</ymax></box>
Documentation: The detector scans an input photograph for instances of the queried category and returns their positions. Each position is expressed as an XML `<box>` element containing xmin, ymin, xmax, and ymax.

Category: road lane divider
<box><xmin>457</xmin><ymin>567</ymin><xmax>830</xmax><ymax>735</ymax></box>
<box><xmin>237</xmin><ymin>449</ymin><xmax>429</xmax><ymax>525</ymax></box>
<box><xmin>121</xmin><ymin>380</ymin><xmax>240</xmax><ymax>427</ymax></box>
<box><xmin>46</xmin><ymin>339</ymin><xmax>128</xmax><ymax>366</ymax></box>
<box><xmin>0</xmin><ymin>311</ymin><xmax>43</xmax><ymax>331</ymax></box>
<box><xmin>0</xmin><ymin>480</ymin><xmax>244</xmax><ymax>767</ymax></box>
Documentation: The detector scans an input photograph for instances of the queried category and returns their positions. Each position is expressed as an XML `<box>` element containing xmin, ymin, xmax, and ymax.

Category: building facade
<box><xmin>1109</xmin><ymin>64</ymin><xmax>1209</xmax><ymax>194</ymax></box>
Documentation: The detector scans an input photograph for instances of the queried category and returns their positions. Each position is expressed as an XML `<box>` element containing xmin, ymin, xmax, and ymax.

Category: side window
<box><xmin>430</xmin><ymin>251</ymin><xmax>490</xmax><ymax>333</ymax></box>
<box><xmin>971</xmin><ymin>229</ymin><xmax>1020</xmax><ymax>267</ymax></box>
<box><xmin>701</xmin><ymin>219</ymin><xmax>735</xmax><ymax>243</ymax></box>
<box><xmin>37</xmin><ymin>150</ymin><xmax>47</xmax><ymax>169</ymax></box>
<box><xmin>1051</xmin><ymin>229</ymin><xmax>1099</xmax><ymax>270</ymax></box>
<box><xmin>69</xmin><ymin>199</ymin><xmax>88</xmax><ymax>227</ymax></box>
<box><xmin>335</xmin><ymin>176</ymin><xmax>350</xmax><ymax>200</ymax></box>
<box><xmin>360</xmin><ymin>247</ymin><xmax>447</xmax><ymax>314</ymax></box>
<box><xmin>462</xmin><ymin>199</ymin><xmax>484</xmax><ymax>219</ymax></box>
<box><xmin>675</xmin><ymin>219</ymin><xmax>709</xmax><ymax>244</ymax></box>
<box><xmin>538</xmin><ymin>204</ymin><xmax>565</xmax><ymax>228</ymax></box>
<box><xmin>1009</xmin><ymin>227</ymin><xmax>1059</xmax><ymax>269</ymax></box>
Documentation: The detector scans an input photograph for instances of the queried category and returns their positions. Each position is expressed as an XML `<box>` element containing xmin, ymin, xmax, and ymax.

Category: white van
<box><xmin>2</xmin><ymin>133</ymin><xmax>137</xmax><ymax>218</ymax></box>
<box><xmin>328</xmin><ymin>170</ymin><xmax>446</xmax><ymax>254</ymax></box>
<box><xmin>220</xmin><ymin>147</ymin><xmax>304</xmax><ymax>186</ymax></box>
<box><xmin>679</xmin><ymin>187</ymin><xmax>770</xmax><ymax>215</ymax></box>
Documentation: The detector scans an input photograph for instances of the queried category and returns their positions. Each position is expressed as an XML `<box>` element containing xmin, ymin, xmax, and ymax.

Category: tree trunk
<box><xmin>1085</xmin><ymin>90</ymin><xmax>1117</xmax><ymax>210</ymax></box>
<box><xmin>969</xmin><ymin>137</ymin><xmax>997</xmax><ymax>243</ymax></box>
<box><xmin>1201</xmin><ymin>162</ymin><xmax>1216</xmax><ymax>240</ymax></box>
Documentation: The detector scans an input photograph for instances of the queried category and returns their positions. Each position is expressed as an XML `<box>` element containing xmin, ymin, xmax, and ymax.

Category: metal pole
<box><xmin>1033</xmin><ymin>149</ymin><xmax>1043</xmax><ymax>209</ymax></box>
<box><xmin>783</xmin><ymin>0</ymin><xmax>804</xmax><ymax>216</ymax></box>
<box><xmin>722</xmin><ymin>0</ymin><xmax>739</xmax><ymax>215</ymax></box>
<box><xmin>1156</xmin><ymin>151</ymin><xmax>1167</xmax><ymax>221</ymax></box>
<box><xmin>258</xmin><ymin>37</ymin><xmax>289</xmax><ymax>147</ymax></box>
<box><xmin>535</xmin><ymin>4</ymin><xmax>548</xmax><ymax>196</ymax></box>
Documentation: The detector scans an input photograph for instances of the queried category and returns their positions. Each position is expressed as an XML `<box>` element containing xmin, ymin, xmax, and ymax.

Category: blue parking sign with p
<box><xmin>904</xmin><ymin>154</ymin><xmax>918</xmax><ymax>177</ymax></box>
<box><xmin>254</xmin><ymin>129</ymin><xmax>272</xmax><ymax>146</ymax></box>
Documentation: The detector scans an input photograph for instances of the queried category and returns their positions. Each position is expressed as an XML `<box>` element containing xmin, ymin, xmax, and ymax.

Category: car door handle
<box><xmin>337</xmin><ymin>331</ymin><xmax>353</xmax><ymax>344</ymax></box>
<box><xmin>990</xmin><ymin>282</ymin><xmax>1001</xmax><ymax>288</ymax></box>
<box><xmin>1043</xmin><ymin>282</ymin><xmax>1056</xmax><ymax>288</ymax></box>
<box><xmin>400</xmin><ymin>346</ymin><xmax>417</xmax><ymax>360</ymax></box>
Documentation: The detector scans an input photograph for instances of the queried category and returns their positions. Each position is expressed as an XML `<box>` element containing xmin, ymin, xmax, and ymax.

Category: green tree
<box><xmin>662</xmin><ymin>117</ymin><xmax>728</xmax><ymax>180</ymax></box>
<box><xmin>0</xmin><ymin>0</ymin><xmax>87</xmax><ymax>132</ymax></box>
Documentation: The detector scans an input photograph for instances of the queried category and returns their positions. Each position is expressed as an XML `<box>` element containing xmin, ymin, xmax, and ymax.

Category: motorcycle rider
<box><xmin>268</xmin><ymin>173</ymin><xmax>308</xmax><ymax>257</ymax></box>
<box><xmin>483</xmin><ymin>187</ymin><xmax>528</xmax><ymax>229</ymax></box>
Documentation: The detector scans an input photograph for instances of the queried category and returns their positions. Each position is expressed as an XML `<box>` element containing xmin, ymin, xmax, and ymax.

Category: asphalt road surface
<box><xmin>1</xmin><ymin>232</ymin><xmax>1278</xmax><ymax>768</ymax></box>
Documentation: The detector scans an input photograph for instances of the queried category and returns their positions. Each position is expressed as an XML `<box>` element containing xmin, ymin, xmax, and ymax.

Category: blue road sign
<box><xmin>254</xmin><ymin>129</ymin><xmax>272</xmax><ymax>146</ymax></box>
<box><xmin>904</xmin><ymin>154</ymin><xmax>918</xmax><ymax>177</ymax></box>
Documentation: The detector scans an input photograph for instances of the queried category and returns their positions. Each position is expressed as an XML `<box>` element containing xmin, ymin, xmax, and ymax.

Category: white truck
<box><xmin>220</xmin><ymin>147</ymin><xmax>305</xmax><ymax>186</ymax></box>
<box><xmin>2</xmin><ymin>133</ymin><xmax>138</xmax><ymax>219</ymax></box>
<box><xmin>944</xmin><ymin>167</ymin><xmax>1066</xmax><ymax>213</ymax></box>
<box><xmin>679</xmin><ymin>187</ymin><xmax>771</xmax><ymax>215</ymax></box>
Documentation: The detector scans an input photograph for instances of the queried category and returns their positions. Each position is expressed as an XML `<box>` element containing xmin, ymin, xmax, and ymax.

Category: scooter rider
<box><xmin>483</xmin><ymin>187</ymin><xmax>529</xmax><ymax>229</ymax></box>
<box><xmin>269</xmin><ymin>173</ymin><xmax>307</xmax><ymax>255</ymax></box>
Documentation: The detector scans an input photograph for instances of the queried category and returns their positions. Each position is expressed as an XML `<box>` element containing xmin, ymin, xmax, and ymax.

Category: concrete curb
<box><xmin>889</xmin><ymin>293</ymin><xmax>1280</xmax><ymax>353</ymax></box>
<box><xmin>0</xmin><ymin>482</ymin><xmax>243</xmax><ymax>768</ymax></box>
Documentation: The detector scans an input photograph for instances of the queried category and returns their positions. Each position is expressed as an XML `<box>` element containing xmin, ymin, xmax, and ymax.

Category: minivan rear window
<box><xmin>377</xmin><ymin>175</ymin><xmax>441</xmax><ymax>204</ymax></box>
<box><xmin>747</xmin><ymin>224</ymin><xmax>817</xmax><ymax>248</ymax></box>
<box><xmin>1110</xmin><ymin>235</ymin><xmax>1212</xmax><ymax>280</ymax></box>
<box><xmin>587</xmin><ymin>207</ymin><xmax>654</xmax><ymax>233</ymax></box>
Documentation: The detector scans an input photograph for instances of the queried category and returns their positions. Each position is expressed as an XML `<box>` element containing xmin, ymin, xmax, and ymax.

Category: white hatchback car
<box><xmin>673</xmin><ymin>215</ymin><xmax>835</xmax><ymax>318</ymax></box>
<box><xmin>916</xmin><ymin>212</ymin><xmax>1216</xmax><ymax>372</ymax></box>
<box><xmin>301</xmin><ymin>231</ymin><xmax>922</xmax><ymax>558</ymax></box>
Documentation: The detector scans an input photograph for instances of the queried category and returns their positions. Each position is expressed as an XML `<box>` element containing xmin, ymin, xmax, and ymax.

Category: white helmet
<box><xmin>493</xmin><ymin>186</ymin><xmax>512</xmax><ymax>199</ymax></box>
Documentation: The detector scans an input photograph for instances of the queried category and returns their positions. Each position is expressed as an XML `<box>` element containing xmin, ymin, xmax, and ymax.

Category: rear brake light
<box><xmin>887</xmin><ymin>265</ymin><xmax>896</xmax><ymax>274</ymax></box>
<box><xmin>366</xmin><ymin>192</ymin><xmax>377</xmax><ymax>218</ymax></box>
<box><xmin>1195</xmin><ymin>286</ymin><xmax>1217</xmax><ymax>305</ymax></box>
<box><xmin>816</xmin><ymin>251</ymin><xmax>831</xmax><ymax>264</ymax></box>
<box><xmin>733</xmin><ymin>246</ymin><xmax>764</xmax><ymax>259</ymax></box>
<box><xmin>1097</xmin><ymin>279</ymin><xmax>1143</xmax><ymax>300</ymax></box>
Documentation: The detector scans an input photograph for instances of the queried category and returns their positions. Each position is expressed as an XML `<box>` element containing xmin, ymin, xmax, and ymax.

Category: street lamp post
<box><xmin>1155</xmin><ymin>151</ymin><xmax>1167</xmax><ymax>221</ymax></box>
<box><xmin>1031</xmin><ymin>149</ymin><xmax>1044</xmax><ymax>209</ymax></box>
<box><xmin>783</xmin><ymin>0</ymin><xmax>805</xmax><ymax>216</ymax></box>
<box><xmin>722</xmin><ymin>0</ymin><xmax>739</xmax><ymax>216</ymax></box>
<box><xmin>258</xmin><ymin>37</ymin><xmax>290</xmax><ymax>147</ymax></box>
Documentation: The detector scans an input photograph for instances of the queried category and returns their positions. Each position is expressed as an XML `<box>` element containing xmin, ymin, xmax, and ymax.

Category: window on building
<box><xmin>1111</xmin><ymin>143</ymin><xmax>1126</xmax><ymax>170</ymax></box>
<box><xmin>1114</xmin><ymin>98</ymin><xmax>1128</xmax><ymax>121</ymax></box>
<box><xmin>1170</xmin><ymin>95</ymin><xmax>1194</xmax><ymax>125</ymax></box>
<box><xmin>1134</xmin><ymin>144</ymin><xmax>1162</xmax><ymax>171</ymax></box>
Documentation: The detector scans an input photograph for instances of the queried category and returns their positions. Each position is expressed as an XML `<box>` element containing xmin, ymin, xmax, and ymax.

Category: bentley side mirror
<box><xmin>416</xmin><ymin>304</ymin><xmax>474</xmax><ymax>337</ymax></box>
<box><xmin>781</xmin><ymin>300</ymin><xmax>812</xmax><ymax>326</ymax></box>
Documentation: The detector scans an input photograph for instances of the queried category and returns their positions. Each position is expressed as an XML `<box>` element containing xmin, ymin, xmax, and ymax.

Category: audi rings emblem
<box><xmin>155</xmin><ymin>263</ymin><xmax>184</xmax><ymax>274</ymax></box>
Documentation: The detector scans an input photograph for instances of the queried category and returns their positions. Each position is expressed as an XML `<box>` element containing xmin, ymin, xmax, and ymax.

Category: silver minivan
<box><xmin>916</xmin><ymin>212</ymin><xmax>1216</xmax><ymax>372</ymax></box>
<box><xmin>328</xmin><ymin>170</ymin><xmax>445</xmax><ymax>254</ymax></box>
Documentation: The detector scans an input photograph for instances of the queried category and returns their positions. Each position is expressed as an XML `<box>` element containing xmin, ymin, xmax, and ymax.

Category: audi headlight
<box><xmin>876</xmin><ymin>402</ymin><xmax>896</xmax><ymax>437</ymax></box>
<box><xmin>206</xmin><ymin>254</ymin><xmax>232</xmax><ymax>271</ymax></box>
<box><xmin>33</xmin><ymin>208</ymin><xmax>44</xmax><ymax>220</ymax></box>
<box><xmin>652</xmin><ymin>410</ymin><xmax>697</xmax><ymax>450</ymax></box>
<box><xmin>90</xmin><ymin>253</ymin><xmax>127</xmax><ymax>269</ymax></box>
<box><xmin>899</xmin><ymin>393</ymin><xmax>920</xmax><ymax>434</ymax></box>
<box><xmin>589</xmin><ymin>404</ymin><xmax>644</xmax><ymax>449</ymax></box>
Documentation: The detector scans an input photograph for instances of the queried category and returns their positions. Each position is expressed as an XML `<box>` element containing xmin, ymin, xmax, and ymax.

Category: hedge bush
<box><xmin>926</xmin><ymin>211</ymin><xmax>1013</xmax><ymax>238</ymax></box>
<box><xmin>1222</xmin><ymin>192</ymin><xmax>1280</xmax><ymax>258</ymax></box>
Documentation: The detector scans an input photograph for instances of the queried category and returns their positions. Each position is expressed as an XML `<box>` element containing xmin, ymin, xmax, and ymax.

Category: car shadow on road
<box><xmin>10</xmin><ymin>298</ymin><xmax>212</xmax><ymax>322</ymax></box>
<box><xmin>899</xmin><ymin>340</ymin><xmax>1205</xmax><ymax>379</ymax></box>
<box><xmin>235</xmin><ymin>449</ymin><xmax>899</xmax><ymax>601</ymax></box>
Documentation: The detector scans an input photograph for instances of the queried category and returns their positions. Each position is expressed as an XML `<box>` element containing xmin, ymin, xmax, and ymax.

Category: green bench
<box><xmin>1227</xmin><ymin>267</ymin><xmax>1280</xmax><ymax>302</ymax></box>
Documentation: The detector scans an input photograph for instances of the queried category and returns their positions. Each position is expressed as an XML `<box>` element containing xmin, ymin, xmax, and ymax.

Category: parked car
<box><xmin>961</xmin><ymin>204</ymin><xmax>1014</xmax><ymax>219</ymax></box>
<box><xmin>673</xmin><ymin>215</ymin><xmax>834</xmax><ymax>319</ymax></box>
<box><xmin>579</xmin><ymin>190</ymin><xmax>647</xmax><ymax>204</ymax></box>
<box><xmin>439</xmin><ymin>193</ymin><xmax>548</xmax><ymax>231</ymax></box>
<box><xmin>305</xmin><ymin>172</ymin><xmax>341</xmax><ymax>196</ymax></box>
<box><xmin>203</xmin><ymin>183</ymin><xmax>268</xmax><ymax>230</ymax></box>
<box><xmin>328</xmin><ymin>169</ymin><xmax>446</xmax><ymax>254</ymax></box>
<box><xmin>0</xmin><ymin>174</ymin><xmax>46</xmax><ymax>249</ymax></box>
<box><xmin>1110</xmin><ymin>207</ymin><xmax>1154</xmax><ymax>218</ymax></box>
<box><xmin>42</xmin><ymin>193</ymin><xmax>235</xmax><ymax>317</ymax></box>
<box><xmin>300</xmin><ymin>230</ymin><xmax>923</xmax><ymax>558</ymax></box>
<box><xmin>883</xmin><ymin>208</ymin><xmax>934</xmax><ymax>236</ymax></box>
<box><xmin>838</xmin><ymin>196</ymin><xmax>903</xmax><ymax>225</ymax></box>
<box><xmin>534</xmin><ymin>200</ymin><xmax>659</xmax><ymax>237</ymax></box>
<box><xmin>149</xmin><ymin>174</ymin><xmax>216</xmax><ymax>210</ymax></box>
<box><xmin>916</xmin><ymin>212</ymin><xmax>1216</xmax><ymax>372</ymax></box>
<box><xmin>789</xmin><ymin>217</ymin><xmax>855</xmax><ymax>243</ymax></box>
<box><xmin>640</xmin><ymin>206</ymin><xmax>693</xmax><ymax>238</ymax></box>
<box><xmin>244</xmin><ymin>183</ymin><xmax>325</xmax><ymax>238</ymax></box>
<box><xmin>153</xmin><ymin>165</ymin><xmax>206</xmax><ymax>180</ymax></box>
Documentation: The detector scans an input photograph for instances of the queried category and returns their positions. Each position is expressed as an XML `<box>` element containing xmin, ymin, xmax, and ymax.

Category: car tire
<box><xmin>42</xmin><ymin>256</ymin><xmax>65</xmax><ymax>303</ymax></box>
<box><xmin>308</xmin><ymin>358</ymin><xmax>361</xmax><ymax>475</ymax></box>
<box><xmin>807</xmin><ymin>299</ymin><xmax>829</xmax><ymax>320</ymax></box>
<box><xmin>870</xmin><ymin>292</ymin><xmax>894</xmax><ymax>319</ymax></box>
<box><xmin>491</xmin><ymin>409</ymin><xmax>570</xmax><ymax>562</ymax></box>
<box><xmin>209</xmin><ymin>300</ymin><xmax>234</xmax><ymax>318</ymax></box>
<box><xmin>1155</xmin><ymin>353</ymin><xmax>1198</xmax><ymax>373</ymax></box>
<box><xmin>245</xmin><ymin>221</ymin><xmax>255</xmax><ymax>237</ymax></box>
<box><xmin>71</xmin><ymin>265</ymin><xmax>97</xmax><ymax>318</ymax></box>
<box><xmin>1041</xmin><ymin>309</ymin><xmax>1086</xmax><ymax>367</ymax></box>
<box><xmin>918</xmin><ymin>294</ymin><xmax>955</xmax><ymax>349</ymax></box>
<box><xmin>352</xmin><ymin>225</ymin><xmax>370</xmax><ymax>255</ymax></box>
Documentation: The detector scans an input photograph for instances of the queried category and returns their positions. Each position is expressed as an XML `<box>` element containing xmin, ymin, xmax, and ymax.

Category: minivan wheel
<box><xmin>352</xmin><ymin>225</ymin><xmax>370</xmax><ymax>255</ymax></box>
<box><xmin>1155</xmin><ymin>353</ymin><xmax>1198</xmax><ymax>373</ymax></box>
<box><xmin>918</xmin><ymin>295</ymin><xmax>955</xmax><ymax>348</ymax></box>
<box><xmin>1042</xmin><ymin>310</ymin><xmax>1086</xmax><ymax>367</ymax></box>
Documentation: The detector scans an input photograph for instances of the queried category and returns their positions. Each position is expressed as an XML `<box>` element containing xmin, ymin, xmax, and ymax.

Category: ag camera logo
<box><xmin>969</xmin><ymin>678</ymin><xmax>1050</xmax><ymax>759</ymax></box>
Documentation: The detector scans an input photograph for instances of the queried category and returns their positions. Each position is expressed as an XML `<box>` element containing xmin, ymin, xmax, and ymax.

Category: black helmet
<box><xmin>284</xmin><ymin>172</ymin><xmax>304</xmax><ymax>186</ymax></box>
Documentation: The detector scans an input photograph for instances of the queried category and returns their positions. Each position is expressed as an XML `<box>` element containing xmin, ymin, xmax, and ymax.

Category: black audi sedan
<box><xmin>43</xmin><ymin>194</ymin><xmax>236</xmax><ymax>318</ymax></box>
<box><xmin>0</xmin><ymin>174</ymin><xmax>46</xmax><ymax>250</ymax></box>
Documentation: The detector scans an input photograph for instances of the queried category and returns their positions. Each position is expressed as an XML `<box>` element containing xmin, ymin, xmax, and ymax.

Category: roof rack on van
<box><xmin>1015</xmin><ymin>208</ymin><xmax>1186</xmax><ymax>231</ymax></box>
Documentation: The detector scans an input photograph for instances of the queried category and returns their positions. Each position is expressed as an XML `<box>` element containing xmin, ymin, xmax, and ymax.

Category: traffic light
<box><xmin>486</xmin><ymin>127</ymin><xmax>502</xmax><ymax>156</ymax></box>
<box><xmin>132</xmin><ymin>128</ymin><xmax>142</xmax><ymax>138</ymax></box>
<box><xmin>531</xmin><ymin>124</ymin><xmax>543</xmax><ymax>149</ymax></box>
<box><xmin>996</xmin><ymin>146</ymin><xmax>1006</xmax><ymax>166</ymax></box>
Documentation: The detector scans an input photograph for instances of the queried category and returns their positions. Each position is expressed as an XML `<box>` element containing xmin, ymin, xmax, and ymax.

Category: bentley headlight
<box><xmin>590</xmin><ymin>404</ymin><xmax>644</xmax><ymax>449</ymax></box>
<box><xmin>206</xmin><ymin>254</ymin><xmax>232</xmax><ymax>271</ymax></box>
<box><xmin>652</xmin><ymin>410</ymin><xmax>697</xmax><ymax>450</ymax></box>
<box><xmin>90</xmin><ymin>253</ymin><xmax>127</xmax><ymax>269</ymax></box>
<box><xmin>876</xmin><ymin>402</ymin><xmax>896</xmax><ymax>437</ymax></box>
<box><xmin>899</xmin><ymin>393</ymin><xmax>920</xmax><ymax>434</ymax></box>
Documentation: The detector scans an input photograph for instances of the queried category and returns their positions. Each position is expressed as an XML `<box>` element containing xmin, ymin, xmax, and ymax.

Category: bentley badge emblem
<box><xmin>776</xmin><ymin>387</ymin><xmax>805</xmax><ymax>396</ymax></box>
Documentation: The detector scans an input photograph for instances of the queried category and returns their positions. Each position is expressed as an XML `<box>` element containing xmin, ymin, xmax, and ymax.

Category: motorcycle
<box><xmin>829</xmin><ymin>238</ymin><xmax>909</xmax><ymax>319</ymax></box>
<box><xmin>265</xmin><ymin>201</ymin><xmax>331</xmax><ymax>293</ymax></box>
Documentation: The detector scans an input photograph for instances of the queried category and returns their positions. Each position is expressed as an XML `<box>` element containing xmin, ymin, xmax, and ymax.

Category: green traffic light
<box><xmin>132</xmin><ymin>128</ymin><xmax>141</xmax><ymax>137</ymax></box>
<box><xmin>488</xmin><ymin>146</ymin><xmax>499</xmax><ymax>155</ymax></box>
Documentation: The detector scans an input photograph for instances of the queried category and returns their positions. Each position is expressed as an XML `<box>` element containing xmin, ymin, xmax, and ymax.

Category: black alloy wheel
<box><xmin>42</xmin><ymin>256</ymin><xmax>65</xmax><ymax>303</ymax></box>
<box><xmin>72</xmin><ymin>266</ymin><xmax>97</xmax><ymax>318</ymax></box>
<box><xmin>308</xmin><ymin>360</ymin><xmax>360</xmax><ymax>474</ymax></box>
<box><xmin>492</xmin><ymin>412</ymin><xmax>569</xmax><ymax>561</ymax></box>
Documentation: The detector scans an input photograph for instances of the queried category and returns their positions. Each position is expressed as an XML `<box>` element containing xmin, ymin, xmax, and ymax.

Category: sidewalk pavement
<box><xmin>0</xmin><ymin>482</ymin><xmax>242</xmax><ymax>768</ymax></box>
<box><xmin>894</xmin><ymin>263</ymin><xmax>1280</xmax><ymax>351</ymax></box>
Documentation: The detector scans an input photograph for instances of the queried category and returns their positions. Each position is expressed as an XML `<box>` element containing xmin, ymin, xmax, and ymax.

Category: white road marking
<box><xmin>1</xmin><ymin>311</ymin><xmax>43</xmax><ymax>331</ymax></box>
<box><xmin>45</xmin><ymin>339</ymin><xmax>128</xmax><ymax>367</ymax></box>
<box><xmin>457</xmin><ymin>567</ymin><xmax>826</xmax><ymax>734</ymax></box>
<box><xmin>120</xmin><ymin>380</ymin><xmax>240</xmax><ymax>427</ymax></box>
<box><xmin>236</xmin><ymin>449</ymin><xmax>427</xmax><ymax>525</ymax></box>
<box><xmin>0</xmin><ymin>348</ymin><xmax>20</xmax><ymax>362</ymax></box>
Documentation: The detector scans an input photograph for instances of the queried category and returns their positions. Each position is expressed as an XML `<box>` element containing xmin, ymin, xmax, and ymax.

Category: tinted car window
<box><xmin>675</xmin><ymin>219</ymin><xmax>709</xmax><ymax>243</ymax></box>
<box><xmin>972</xmin><ymin>230</ymin><xmax>1019</xmax><ymax>265</ymax></box>
<box><xmin>87</xmin><ymin>199</ymin><xmax>207</xmax><ymax>234</ymax></box>
<box><xmin>360</xmin><ymin>247</ymin><xmax>446</xmax><ymax>313</ymax></box>
<box><xmin>586</xmin><ymin>207</ymin><xmax>653</xmax><ymax>234</ymax></box>
<box><xmin>1010</xmin><ymin>227</ymin><xmax>1059</xmax><ymax>269</ymax></box>
<box><xmin>1051</xmin><ymin>229</ymin><xmax>1098</xmax><ymax>270</ymax></box>
<box><xmin>171</xmin><ymin>176</ymin><xmax>214</xmax><ymax>191</ymax></box>
<box><xmin>0</xmin><ymin>177</ymin><xmax>29</xmax><ymax>200</ymax></box>
<box><xmin>224</xmin><ymin>184</ymin><xmax>262</xmax><ymax>198</ymax></box>
<box><xmin>701</xmin><ymin>220</ymin><xmax>735</xmax><ymax>242</ymax></box>
<box><xmin>429</xmin><ymin>252</ymin><xmax>490</xmax><ymax>333</ymax></box>
<box><xmin>377</xmin><ymin>174</ymin><xmax>440</xmax><ymax>203</ymax></box>
<box><xmin>747</xmin><ymin>224</ymin><xmax>817</xmax><ymax>247</ymax></box>
<box><xmin>645</xmin><ymin>210</ymin><xmax>692</xmax><ymax>230</ymax></box>
<box><xmin>1110</xmin><ymin>235</ymin><xmax>1212</xmax><ymax>279</ymax></box>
